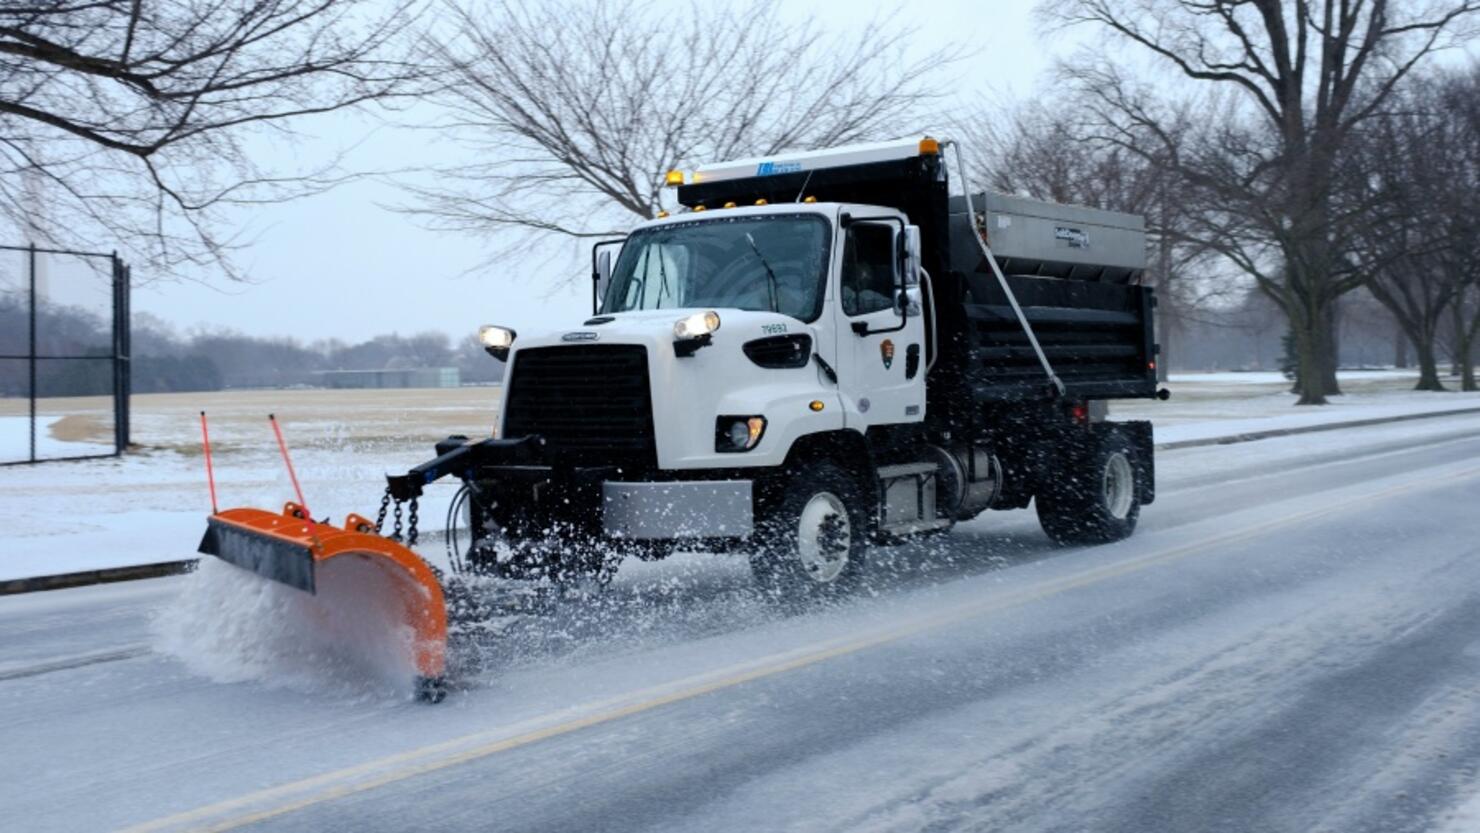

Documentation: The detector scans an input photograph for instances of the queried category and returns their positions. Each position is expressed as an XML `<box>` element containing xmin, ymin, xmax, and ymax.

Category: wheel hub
<box><xmin>796</xmin><ymin>492</ymin><xmax>851</xmax><ymax>583</ymax></box>
<box><xmin>1102</xmin><ymin>452</ymin><xmax>1135</xmax><ymax>520</ymax></box>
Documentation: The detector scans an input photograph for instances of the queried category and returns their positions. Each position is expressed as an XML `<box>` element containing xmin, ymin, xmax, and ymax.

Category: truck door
<box><xmin>833</xmin><ymin>219</ymin><xmax>926</xmax><ymax>430</ymax></box>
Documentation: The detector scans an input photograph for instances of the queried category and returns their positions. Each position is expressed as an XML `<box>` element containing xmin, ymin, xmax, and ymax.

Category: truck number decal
<box><xmin>761</xmin><ymin>323</ymin><xmax>787</xmax><ymax>334</ymax></box>
<box><xmin>1055</xmin><ymin>226</ymin><xmax>1090</xmax><ymax>249</ymax></box>
<box><xmin>756</xmin><ymin>161</ymin><xmax>803</xmax><ymax>176</ymax></box>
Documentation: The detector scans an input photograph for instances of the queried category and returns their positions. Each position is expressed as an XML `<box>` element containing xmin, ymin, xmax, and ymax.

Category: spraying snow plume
<box><xmin>152</xmin><ymin>557</ymin><xmax>418</xmax><ymax>701</ymax></box>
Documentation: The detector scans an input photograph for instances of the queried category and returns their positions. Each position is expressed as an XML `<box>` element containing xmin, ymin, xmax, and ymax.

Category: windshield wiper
<box><xmin>744</xmin><ymin>232</ymin><xmax>781</xmax><ymax>313</ymax></box>
<box><xmin>654</xmin><ymin>242</ymin><xmax>673</xmax><ymax>307</ymax></box>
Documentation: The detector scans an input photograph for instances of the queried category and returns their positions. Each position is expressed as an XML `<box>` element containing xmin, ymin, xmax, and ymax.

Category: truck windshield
<box><xmin>602</xmin><ymin>214</ymin><xmax>830</xmax><ymax>321</ymax></box>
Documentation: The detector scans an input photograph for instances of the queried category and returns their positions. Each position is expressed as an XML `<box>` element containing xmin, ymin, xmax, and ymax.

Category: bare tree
<box><xmin>401</xmin><ymin>0</ymin><xmax>959</xmax><ymax>271</ymax></box>
<box><xmin>1437</xmin><ymin>66</ymin><xmax>1480</xmax><ymax>391</ymax></box>
<box><xmin>1348</xmin><ymin>69</ymin><xmax>1477</xmax><ymax>391</ymax></box>
<box><xmin>1044</xmin><ymin>0</ymin><xmax>1480</xmax><ymax>404</ymax></box>
<box><xmin>0</xmin><ymin>1</ymin><xmax>428</xmax><ymax>277</ymax></box>
<box><xmin>1448</xmin><ymin>284</ymin><xmax>1480</xmax><ymax>390</ymax></box>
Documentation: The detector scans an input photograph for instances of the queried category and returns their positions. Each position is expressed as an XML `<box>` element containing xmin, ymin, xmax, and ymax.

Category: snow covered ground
<box><xmin>1164</xmin><ymin>369</ymin><xmax>1425</xmax><ymax>384</ymax></box>
<box><xmin>1</xmin><ymin>373</ymin><xmax>1477</xmax><ymax>582</ymax></box>
<box><xmin>1</xmin><ymin>387</ymin><xmax>498</xmax><ymax>582</ymax></box>
<box><xmin>1118</xmin><ymin>368</ymin><xmax>1480</xmax><ymax>444</ymax></box>
<box><xmin>2</xmin><ymin>411</ymin><xmax>1480</xmax><ymax>832</ymax></box>
<box><xmin>0</xmin><ymin>414</ymin><xmax>114</xmax><ymax>462</ymax></box>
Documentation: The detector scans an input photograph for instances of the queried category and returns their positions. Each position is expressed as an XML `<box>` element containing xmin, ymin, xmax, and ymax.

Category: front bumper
<box><xmin>391</xmin><ymin>437</ymin><xmax>757</xmax><ymax>544</ymax></box>
<box><xmin>602</xmin><ymin>480</ymin><xmax>753</xmax><ymax>540</ymax></box>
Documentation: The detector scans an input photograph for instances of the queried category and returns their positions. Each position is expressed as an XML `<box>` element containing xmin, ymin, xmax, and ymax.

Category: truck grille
<box><xmin>503</xmin><ymin>345</ymin><xmax>656</xmax><ymax>462</ymax></box>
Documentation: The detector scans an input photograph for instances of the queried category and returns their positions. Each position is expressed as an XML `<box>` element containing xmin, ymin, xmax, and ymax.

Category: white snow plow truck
<box><xmin>198</xmin><ymin>136</ymin><xmax>1165</xmax><ymax>700</ymax></box>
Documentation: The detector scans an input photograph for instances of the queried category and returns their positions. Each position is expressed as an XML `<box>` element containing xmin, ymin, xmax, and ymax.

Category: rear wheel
<box><xmin>1036</xmin><ymin>434</ymin><xmax>1141</xmax><ymax>545</ymax></box>
<box><xmin>751</xmin><ymin>462</ymin><xmax>869</xmax><ymax>599</ymax></box>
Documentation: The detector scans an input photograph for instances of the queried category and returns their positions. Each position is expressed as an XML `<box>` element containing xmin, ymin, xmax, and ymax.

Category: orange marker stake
<box><xmin>268</xmin><ymin>414</ymin><xmax>311</xmax><ymax>521</ymax></box>
<box><xmin>200</xmin><ymin>411</ymin><xmax>219</xmax><ymax>514</ymax></box>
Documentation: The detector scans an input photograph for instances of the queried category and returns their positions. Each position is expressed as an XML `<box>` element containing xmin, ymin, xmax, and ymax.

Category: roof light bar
<box><xmin>690</xmin><ymin>136</ymin><xmax>939</xmax><ymax>186</ymax></box>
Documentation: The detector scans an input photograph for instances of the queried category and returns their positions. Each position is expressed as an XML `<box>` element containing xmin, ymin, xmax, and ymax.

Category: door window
<box><xmin>841</xmin><ymin>223</ymin><xmax>896</xmax><ymax>316</ymax></box>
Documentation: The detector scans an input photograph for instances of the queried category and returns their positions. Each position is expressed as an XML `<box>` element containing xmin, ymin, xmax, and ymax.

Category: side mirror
<box><xmin>901</xmin><ymin>225</ymin><xmax>921</xmax><ymax>285</ymax></box>
<box><xmin>597</xmin><ymin>249</ymin><xmax>613</xmax><ymax>283</ymax></box>
<box><xmin>892</xmin><ymin>226</ymin><xmax>920</xmax><ymax>321</ymax></box>
<box><xmin>590</xmin><ymin>241</ymin><xmax>621</xmax><ymax>314</ymax></box>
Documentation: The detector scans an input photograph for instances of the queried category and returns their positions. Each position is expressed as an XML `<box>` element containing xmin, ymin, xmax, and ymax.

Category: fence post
<box><xmin>115</xmin><ymin>258</ymin><xmax>131</xmax><ymax>453</ymax></box>
<box><xmin>27</xmin><ymin>242</ymin><xmax>36</xmax><ymax>463</ymax></box>
<box><xmin>124</xmin><ymin>263</ymin><xmax>132</xmax><ymax>449</ymax></box>
<box><xmin>112</xmin><ymin>253</ymin><xmax>122</xmax><ymax>455</ymax></box>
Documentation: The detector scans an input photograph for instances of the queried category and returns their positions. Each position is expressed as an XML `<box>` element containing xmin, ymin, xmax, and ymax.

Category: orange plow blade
<box><xmin>197</xmin><ymin>502</ymin><xmax>449</xmax><ymax>702</ymax></box>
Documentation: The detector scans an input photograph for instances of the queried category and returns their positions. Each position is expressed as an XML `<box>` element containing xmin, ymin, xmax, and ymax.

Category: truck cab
<box><xmin>444</xmin><ymin>136</ymin><xmax>1162</xmax><ymax>594</ymax></box>
<box><xmin>560</xmin><ymin>200</ymin><xmax>927</xmax><ymax>468</ymax></box>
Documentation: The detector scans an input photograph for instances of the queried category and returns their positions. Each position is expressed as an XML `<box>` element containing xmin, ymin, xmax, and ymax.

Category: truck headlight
<box><xmin>674</xmin><ymin>310</ymin><xmax>721</xmax><ymax>357</ymax></box>
<box><xmin>478</xmin><ymin>324</ymin><xmax>516</xmax><ymax>360</ymax></box>
<box><xmin>716</xmin><ymin>415</ymin><xmax>766</xmax><ymax>452</ymax></box>
<box><xmin>674</xmin><ymin>310</ymin><xmax>721</xmax><ymax>340</ymax></box>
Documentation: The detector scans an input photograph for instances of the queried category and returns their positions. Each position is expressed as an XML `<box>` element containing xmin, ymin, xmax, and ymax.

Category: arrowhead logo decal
<box><xmin>880</xmin><ymin>339</ymin><xmax>895</xmax><ymax>370</ymax></box>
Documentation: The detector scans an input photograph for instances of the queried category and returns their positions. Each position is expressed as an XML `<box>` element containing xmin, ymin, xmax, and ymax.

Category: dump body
<box><xmin>948</xmin><ymin>193</ymin><xmax>1157</xmax><ymax>402</ymax></box>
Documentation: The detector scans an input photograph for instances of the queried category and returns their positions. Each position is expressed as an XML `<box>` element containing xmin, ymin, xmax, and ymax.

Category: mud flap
<box><xmin>197</xmin><ymin>503</ymin><xmax>448</xmax><ymax>701</ymax></box>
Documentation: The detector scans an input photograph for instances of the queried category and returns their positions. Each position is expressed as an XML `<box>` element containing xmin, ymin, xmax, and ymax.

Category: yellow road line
<box><xmin>120</xmin><ymin>463</ymin><xmax>1480</xmax><ymax>833</ymax></box>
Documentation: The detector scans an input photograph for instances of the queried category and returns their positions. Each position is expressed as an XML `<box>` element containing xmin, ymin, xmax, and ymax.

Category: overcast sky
<box><xmin>132</xmin><ymin>1</ymin><xmax>1074</xmax><ymax>343</ymax></box>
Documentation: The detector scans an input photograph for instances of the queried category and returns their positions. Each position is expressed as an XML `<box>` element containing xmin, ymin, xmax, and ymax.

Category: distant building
<box><xmin>319</xmin><ymin>367</ymin><xmax>461</xmax><ymax>389</ymax></box>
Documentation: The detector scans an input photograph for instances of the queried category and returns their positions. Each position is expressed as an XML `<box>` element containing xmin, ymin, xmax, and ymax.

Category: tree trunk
<box><xmin>1451</xmin><ymin>301</ymin><xmax>1466</xmax><ymax>378</ymax></box>
<box><xmin>1458</xmin><ymin>299</ymin><xmax>1478</xmax><ymax>392</ymax></box>
<box><xmin>1394</xmin><ymin>321</ymin><xmax>1409</xmax><ymax>368</ymax></box>
<box><xmin>1292</xmin><ymin>309</ymin><xmax>1329</xmax><ymax>405</ymax></box>
<box><xmin>1414</xmin><ymin>339</ymin><xmax>1447</xmax><ymax>391</ymax></box>
<box><xmin>1321</xmin><ymin>301</ymin><xmax>1342</xmax><ymax>395</ymax></box>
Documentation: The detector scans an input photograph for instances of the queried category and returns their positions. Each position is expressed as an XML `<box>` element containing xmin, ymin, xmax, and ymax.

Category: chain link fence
<box><xmin>0</xmin><ymin>244</ymin><xmax>131</xmax><ymax>464</ymax></box>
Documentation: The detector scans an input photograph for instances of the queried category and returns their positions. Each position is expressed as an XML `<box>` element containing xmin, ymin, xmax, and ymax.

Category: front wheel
<box><xmin>1036</xmin><ymin>435</ymin><xmax>1141</xmax><ymax>545</ymax></box>
<box><xmin>750</xmin><ymin>462</ymin><xmax>870</xmax><ymax>599</ymax></box>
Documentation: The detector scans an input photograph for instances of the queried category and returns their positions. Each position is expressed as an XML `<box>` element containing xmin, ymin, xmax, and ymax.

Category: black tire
<box><xmin>415</xmin><ymin>675</ymin><xmax>447</xmax><ymax>703</ymax></box>
<box><xmin>750</xmin><ymin>462</ymin><xmax>870</xmax><ymax>599</ymax></box>
<box><xmin>1036</xmin><ymin>433</ymin><xmax>1141</xmax><ymax>546</ymax></box>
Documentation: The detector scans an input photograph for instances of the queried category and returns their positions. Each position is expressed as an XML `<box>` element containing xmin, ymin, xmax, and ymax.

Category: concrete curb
<box><xmin>0</xmin><ymin>560</ymin><xmax>194</xmax><ymax>596</ymax></box>
<box><xmin>4</xmin><ymin>404</ymin><xmax>1479</xmax><ymax>596</ymax></box>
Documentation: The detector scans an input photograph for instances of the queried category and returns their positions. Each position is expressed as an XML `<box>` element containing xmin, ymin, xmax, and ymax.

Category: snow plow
<box><xmin>197</xmin><ymin>502</ymin><xmax>450</xmax><ymax>702</ymax></box>
<box><xmin>192</xmin><ymin>415</ymin><xmax>546</xmax><ymax>703</ymax></box>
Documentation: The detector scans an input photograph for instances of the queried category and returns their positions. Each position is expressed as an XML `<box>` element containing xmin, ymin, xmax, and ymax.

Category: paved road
<box><xmin>3</xmin><ymin>417</ymin><xmax>1480</xmax><ymax>833</ymax></box>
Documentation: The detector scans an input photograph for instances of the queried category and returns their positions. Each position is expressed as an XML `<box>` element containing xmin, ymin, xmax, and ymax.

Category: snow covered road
<box><xmin>3</xmin><ymin>420</ymin><xmax>1480</xmax><ymax>832</ymax></box>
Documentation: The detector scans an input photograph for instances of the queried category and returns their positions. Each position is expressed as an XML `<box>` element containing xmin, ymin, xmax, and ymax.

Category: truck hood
<box><xmin>516</xmin><ymin>307</ymin><xmax>811</xmax><ymax>349</ymax></box>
